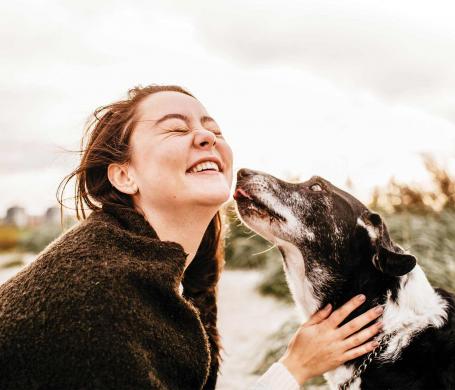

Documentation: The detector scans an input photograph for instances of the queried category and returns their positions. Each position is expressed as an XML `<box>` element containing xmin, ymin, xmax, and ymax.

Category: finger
<box><xmin>326</xmin><ymin>294</ymin><xmax>366</xmax><ymax>328</ymax></box>
<box><xmin>306</xmin><ymin>304</ymin><xmax>333</xmax><ymax>326</ymax></box>
<box><xmin>341</xmin><ymin>340</ymin><xmax>379</xmax><ymax>362</ymax></box>
<box><xmin>337</xmin><ymin>306</ymin><xmax>384</xmax><ymax>339</ymax></box>
<box><xmin>341</xmin><ymin>321</ymin><xmax>383</xmax><ymax>350</ymax></box>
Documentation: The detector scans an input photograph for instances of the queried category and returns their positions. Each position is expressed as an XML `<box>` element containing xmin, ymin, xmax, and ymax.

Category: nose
<box><xmin>237</xmin><ymin>168</ymin><xmax>258</xmax><ymax>180</ymax></box>
<box><xmin>194</xmin><ymin>129</ymin><xmax>216</xmax><ymax>149</ymax></box>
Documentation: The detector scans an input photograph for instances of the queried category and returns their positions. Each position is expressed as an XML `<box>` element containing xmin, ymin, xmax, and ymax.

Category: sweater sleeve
<box><xmin>249</xmin><ymin>362</ymin><xmax>300</xmax><ymax>390</ymax></box>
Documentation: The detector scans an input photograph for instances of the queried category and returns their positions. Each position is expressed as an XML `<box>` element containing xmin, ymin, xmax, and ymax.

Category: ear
<box><xmin>359</xmin><ymin>211</ymin><xmax>416</xmax><ymax>276</ymax></box>
<box><xmin>107</xmin><ymin>162</ymin><xmax>138</xmax><ymax>195</ymax></box>
<box><xmin>373</xmin><ymin>246</ymin><xmax>417</xmax><ymax>276</ymax></box>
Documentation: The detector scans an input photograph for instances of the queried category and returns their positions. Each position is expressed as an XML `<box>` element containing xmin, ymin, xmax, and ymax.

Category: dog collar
<box><xmin>338</xmin><ymin>331</ymin><xmax>397</xmax><ymax>390</ymax></box>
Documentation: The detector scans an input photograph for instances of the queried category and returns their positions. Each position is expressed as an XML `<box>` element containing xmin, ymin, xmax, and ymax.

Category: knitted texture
<box><xmin>0</xmin><ymin>205</ymin><xmax>220</xmax><ymax>389</ymax></box>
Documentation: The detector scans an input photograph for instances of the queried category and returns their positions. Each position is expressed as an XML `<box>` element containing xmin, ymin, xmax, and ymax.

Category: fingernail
<box><xmin>376</xmin><ymin>321</ymin><xmax>383</xmax><ymax>328</ymax></box>
<box><xmin>375</xmin><ymin>306</ymin><xmax>384</xmax><ymax>314</ymax></box>
<box><xmin>357</xmin><ymin>294</ymin><xmax>366</xmax><ymax>302</ymax></box>
<box><xmin>372</xmin><ymin>341</ymin><xmax>379</xmax><ymax>348</ymax></box>
<box><xmin>325</xmin><ymin>303</ymin><xmax>332</xmax><ymax>311</ymax></box>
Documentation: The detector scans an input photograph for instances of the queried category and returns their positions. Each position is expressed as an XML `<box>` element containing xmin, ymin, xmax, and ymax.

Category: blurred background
<box><xmin>1</xmin><ymin>1</ymin><xmax>454</xmax><ymax>388</ymax></box>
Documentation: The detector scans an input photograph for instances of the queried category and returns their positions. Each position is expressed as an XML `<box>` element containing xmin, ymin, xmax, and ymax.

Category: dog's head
<box><xmin>234</xmin><ymin>168</ymin><xmax>416</xmax><ymax>310</ymax></box>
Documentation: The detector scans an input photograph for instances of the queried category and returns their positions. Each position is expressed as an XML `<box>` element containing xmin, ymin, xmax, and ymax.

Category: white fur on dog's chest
<box><xmin>277</xmin><ymin>238</ymin><xmax>339</xmax><ymax>322</ymax></box>
<box><xmin>380</xmin><ymin>265</ymin><xmax>448</xmax><ymax>361</ymax></box>
<box><xmin>276</xmin><ymin>239</ymin><xmax>322</xmax><ymax>320</ymax></box>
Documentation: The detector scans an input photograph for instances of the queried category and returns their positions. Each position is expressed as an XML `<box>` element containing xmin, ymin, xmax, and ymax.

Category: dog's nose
<box><xmin>237</xmin><ymin>168</ymin><xmax>257</xmax><ymax>180</ymax></box>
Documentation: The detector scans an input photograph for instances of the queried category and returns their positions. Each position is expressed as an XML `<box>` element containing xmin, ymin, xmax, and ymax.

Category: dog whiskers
<box><xmin>245</xmin><ymin>232</ymin><xmax>260</xmax><ymax>240</ymax></box>
<box><xmin>252</xmin><ymin>243</ymin><xmax>277</xmax><ymax>256</ymax></box>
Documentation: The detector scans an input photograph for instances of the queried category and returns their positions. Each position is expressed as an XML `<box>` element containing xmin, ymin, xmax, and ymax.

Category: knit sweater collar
<box><xmin>96</xmin><ymin>204</ymin><xmax>221</xmax><ymax>389</ymax></box>
<box><xmin>96</xmin><ymin>203</ymin><xmax>190</xmax><ymax>288</ymax></box>
<box><xmin>102</xmin><ymin>203</ymin><xmax>161</xmax><ymax>239</ymax></box>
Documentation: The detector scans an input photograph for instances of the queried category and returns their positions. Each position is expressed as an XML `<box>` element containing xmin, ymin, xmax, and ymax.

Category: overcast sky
<box><xmin>1</xmin><ymin>0</ymin><xmax>455</xmax><ymax>214</ymax></box>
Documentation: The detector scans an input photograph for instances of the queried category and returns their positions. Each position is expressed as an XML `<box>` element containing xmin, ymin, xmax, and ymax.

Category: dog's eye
<box><xmin>310</xmin><ymin>184</ymin><xmax>323</xmax><ymax>192</ymax></box>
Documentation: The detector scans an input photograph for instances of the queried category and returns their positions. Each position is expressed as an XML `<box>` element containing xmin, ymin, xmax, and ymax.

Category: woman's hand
<box><xmin>279</xmin><ymin>294</ymin><xmax>384</xmax><ymax>385</ymax></box>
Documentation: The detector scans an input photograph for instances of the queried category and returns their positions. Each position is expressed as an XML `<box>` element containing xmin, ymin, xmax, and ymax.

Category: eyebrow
<box><xmin>154</xmin><ymin>113</ymin><xmax>217</xmax><ymax>126</ymax></box>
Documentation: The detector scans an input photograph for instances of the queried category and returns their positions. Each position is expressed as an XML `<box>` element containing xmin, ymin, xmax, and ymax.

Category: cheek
<box><xmin>219</xmin><ymin>138</ymin><xmax>233</xmax><ymax>162</ymax></box>
<box><xmin>219</xmin><ymin>141</ymin><xmax>233</xmax><ymax>176</ymax></box>
<box><xmin>131</xmin><ymin>145</ymin><xmax>182</xmax><ymax>188</ymax></box>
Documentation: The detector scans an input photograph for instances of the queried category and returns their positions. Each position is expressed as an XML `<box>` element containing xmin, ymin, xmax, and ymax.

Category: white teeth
<box><xmin>189</xmin><ymin>161</ymin><xmax>220</xmax><ymax>173</ymax></box>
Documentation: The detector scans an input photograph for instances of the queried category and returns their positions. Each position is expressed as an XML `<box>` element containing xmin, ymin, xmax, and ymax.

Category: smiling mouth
<box><xmin>186</xmin><ymin>164</ymin><xmax>221</xmax><ymax>174</ymax></box>
<box><xmin>186</xmin><ymin>160</ymin><xmax>223</xmax><ymax>174</ymax></box>
<box><xmin>186</xmin><ymin>170</ymin><xmax>223</xmax><ymax>178</ymax></box>
<box><xmin>234</xmin><ymin>188</ymin><xmax>286</xmax><ymax>222</ymax></box>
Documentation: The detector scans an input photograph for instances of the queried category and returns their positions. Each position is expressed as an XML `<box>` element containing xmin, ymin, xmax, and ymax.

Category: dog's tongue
<box><xmin>233</xmin><ymin>188</ymin><xmax>252</xmax><ymax>201</ymax></box>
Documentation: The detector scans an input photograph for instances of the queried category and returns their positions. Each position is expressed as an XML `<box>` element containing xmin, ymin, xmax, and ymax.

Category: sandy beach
<box><xmin>216</xmin><ymin>269</ymin><xmax>299</xmax><ymax>389</ymax></box>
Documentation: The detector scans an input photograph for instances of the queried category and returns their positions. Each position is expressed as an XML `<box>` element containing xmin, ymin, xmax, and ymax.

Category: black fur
<box><xmin>361</xmin><ymin>289</ymin><xmax>455</xmax><ymax>390</ymax></box>
<box><xmin>234</xmin><ymin>168</ymin><xmax>455</xmax><ymax>389</ymax></box>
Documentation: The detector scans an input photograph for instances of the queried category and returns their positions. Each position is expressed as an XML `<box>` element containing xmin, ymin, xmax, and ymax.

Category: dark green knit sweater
<box><xmin>0</xmin><ymin>205</ymin><xmax>220</xmax><ymax>389</ymax></box>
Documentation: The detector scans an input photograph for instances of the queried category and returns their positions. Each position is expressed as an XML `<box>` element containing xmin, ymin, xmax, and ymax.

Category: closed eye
<box><xmin>170</xmin><ymin>128</ymin><xmax>190</xmax><ymax>133</ymax></box>
<box><xmin>205</xmin><ymin>127</ymin><xmax>223</xmax><ymax>137</ymax></box>
<box><xmin>310</xmin><ymin>183</ymin><xmax>323</xmax><ymax>192</ymax></box>
<box><xmin>168</xmin><ymin>126</ymin><xmax>222</xmax><ymax>136</ymax></box>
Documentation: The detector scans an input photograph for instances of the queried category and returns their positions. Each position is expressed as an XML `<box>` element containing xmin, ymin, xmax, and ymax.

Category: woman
<box><xmin>0</xmin><ymin>84</ymin><xmax>383</xmax><ymax>389</ymax></box>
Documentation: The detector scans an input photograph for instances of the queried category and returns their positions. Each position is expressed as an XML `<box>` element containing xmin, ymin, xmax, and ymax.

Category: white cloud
<box><xmin>165</xmin><ymin>0</ymin><xmax>455</xmax><ymax>121</ymax></box>
<box><xmin>0</xmin><ymin>0</ymin><xmax>454</xmax><ymax>213</ymax></box>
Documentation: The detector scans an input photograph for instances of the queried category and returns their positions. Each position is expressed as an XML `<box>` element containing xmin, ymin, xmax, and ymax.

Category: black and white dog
<box><xmin>234</xmin><ymin>168</ymin><xmax>455</xmax><ymax>390</ymax></box>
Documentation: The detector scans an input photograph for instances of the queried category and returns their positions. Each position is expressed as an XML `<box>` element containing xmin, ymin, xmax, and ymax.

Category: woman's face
<box><xmin>128</xmin><ymin>91</ymin><xmax>233</xmax><ymax>213</ymax></box>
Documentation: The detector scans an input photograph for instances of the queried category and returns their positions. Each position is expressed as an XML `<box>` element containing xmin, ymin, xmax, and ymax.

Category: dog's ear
<box><xmin>358</xmin><ymin>211</ymin><xmax>416</xmax><ymax>276</ymax></box>
<box><xmin>373</xmin><ymin>246</ymin><xmax>416</xmax><ymax>276</ymax></box>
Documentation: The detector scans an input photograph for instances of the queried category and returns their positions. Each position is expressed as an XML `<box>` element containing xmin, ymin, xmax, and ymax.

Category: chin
<box><xmin>193</xmin><ymin>188</ymin><xmax>231</xmax><ymax>208</ymax></box>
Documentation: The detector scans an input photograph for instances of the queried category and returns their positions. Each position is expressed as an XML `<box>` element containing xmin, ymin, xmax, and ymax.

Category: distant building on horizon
<box><xmin>5</xmin><ymin>206</ymin><xmax>28</xmax><ymax>227</ymax></box>
<box><xmin>45</xmin><ymin>207</ymin><xmax>60</xmax><ymax>225</ymax></box>
<box><xmin>2</xmin><ymin>205</ymin><xmax>66</xmax><ymax>228</ymax></box>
